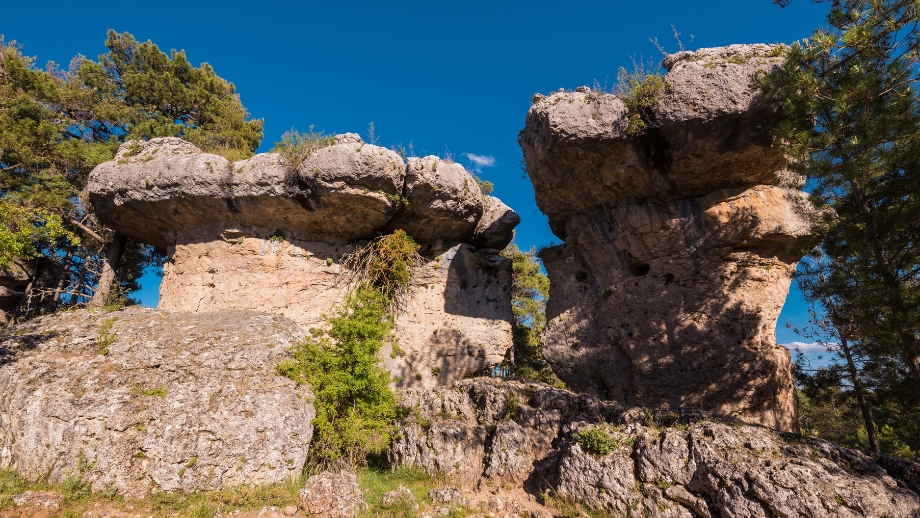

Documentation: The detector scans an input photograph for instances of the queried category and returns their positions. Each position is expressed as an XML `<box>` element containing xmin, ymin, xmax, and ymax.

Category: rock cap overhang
<box><xmin>521</xmin><ymin>43</ymin><xmax>789</xmax><ymax>239</ymax></box>
<box><xmin>87</xmin><ymin>134</ymin><xmax>519</xmax><ymax>251</ymax></box>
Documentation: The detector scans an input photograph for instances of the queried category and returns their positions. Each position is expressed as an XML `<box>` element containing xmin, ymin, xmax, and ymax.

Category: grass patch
<box><xmin>273</xmin><ymin>126</ymin><xmax>337</xmax><ymax>170</ymax></box>
<box><xmin>356</xmin><ymin>466</ymin><xmax>440</xmax><ymax>517</ymax></box>
<box><xmin>96</xmin><ymin>316</ymin><xmax>118</xmax><ymax>355</ymax></box>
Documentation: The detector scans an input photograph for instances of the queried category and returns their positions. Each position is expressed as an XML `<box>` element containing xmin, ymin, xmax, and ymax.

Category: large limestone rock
<box><xmin>390</xmin><ymin>379</ymin><xmax>920</xmax><ymax>518</ymax></box>
<box><xmin>387</xmin><ymin>156</ymin><xmax>485</xmax><ymax>243</ymax></box>
<box><xmin>87</xmin><ymin>136</ymin><xmax>519</xmax><ymax>384</ymax></box>
<box><xmin>519</xmin><ymin>44</ymin><xmax>814</xmax><ymax>431</ymax></box>
<box><xmin>471</xmin><ymin>196</ymin><xmax>521</xmax><ymax>250</ymax></box>
<box><xmin>158</xmin><ymin>234</ymin><xmax>513</xmax><ymax>387</ymax></box>
<box><xmin>0</xmin><ymin>308</ymin><xmax>314</xmax><ymax>498</ymax></box>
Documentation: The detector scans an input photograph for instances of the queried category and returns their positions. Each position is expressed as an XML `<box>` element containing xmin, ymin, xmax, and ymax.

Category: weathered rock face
<box><xmin>519</xmin><ymin>44</ymin><xmax>815</xmax><ymax>431</ymax></box>
<box><xmin>390</xmin><ymin>379</ymin><xmax>920</xmax><ymax>518</ymax></box>
<box><xmin>87</xmin><ymin>135</ymin><xmax>519</xmax><ymax>383</ymax></box>
<box><xmin>158</xmin><ymin>233</ymin><xmax>513</xmax><ymax>387</ymax></box>
<box><xmin>0</xmin><ymin>260</ymin><xmax>32</xmax><ymax>325</ymax></box>
<box><xmin>0</xmin><ymin>308</ymin><xmax>314</xmax><ymax>498</ymax></box>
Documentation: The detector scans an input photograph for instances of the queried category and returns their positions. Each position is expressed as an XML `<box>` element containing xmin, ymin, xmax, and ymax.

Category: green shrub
<box><xmin>575</xmin><ymin>427</ymin><xmax>619</xmax><ymax>456</ymax></box>
<box><xmin>615</xmin><ymin>59</ymin><xmax>671</xmax><ymax>135</ymax></box>
<box><xmin>503</xmin><ymin>393</ymin><xmax>520</xmax><ymax>421</ymax></box>
<box><xmin>273</xmin><ymin>126</ymin><xmax>337</xmax><ymax>169</ymax></box>
<box><xmin>267</xmin><ymin>229</ymin><xmax>285</xmax><ymax>243</ymax></box>
<box><xmin>474</xmin><ymin>176</ymin><xmax>493</xmax><ymax>195</ymax></box>
<box><xmin>279</xmin><ymin>286</ymin><xmax>398</xmax><ymax>469</ymax></box>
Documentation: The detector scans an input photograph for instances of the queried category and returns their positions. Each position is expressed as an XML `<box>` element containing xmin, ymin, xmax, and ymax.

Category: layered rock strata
<box><xmin>391</xmin><ymin>379</ymin><xmax>920</xmax><ymax>518</ymax></box>
<box><xmin>0</xmin><ymin>308</ymin><xmax>314</xmax><ymax>498</ymax></box>
<box><xmin>87</xmin><ymin>135</ymin><xmax>520</xmax><ymax>385</ymax></box>
<box><xmin>519</xmin><ymin>44</ymin><xmax>815</xmax><ymax>431</ymax></box>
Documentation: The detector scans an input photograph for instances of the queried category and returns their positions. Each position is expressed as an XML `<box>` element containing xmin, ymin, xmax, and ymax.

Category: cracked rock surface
<box><xmin>0</xmin><ymin>308</ymin><xmax>314</xmax><ymax>498</ymax></box>
<box><xmin>390</xmin><ymin>378</ymin><xmax>920</xmax><ymax>518</ymax></box>
<box><xmin>519</xmin><ymin>44</ymin><xmax>815</xmax><ymax>431</ymax></box>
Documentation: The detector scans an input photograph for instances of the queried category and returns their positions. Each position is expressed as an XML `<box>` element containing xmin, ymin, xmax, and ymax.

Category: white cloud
<box><xmin>780</xmin><ymin>341</ymin><xmax>836</xmax><ymax>353</ymax></box>
<box><xmin>463</xmin><ymin>153</ymin><xmax>496</xmax><ymax>172</ymax></box>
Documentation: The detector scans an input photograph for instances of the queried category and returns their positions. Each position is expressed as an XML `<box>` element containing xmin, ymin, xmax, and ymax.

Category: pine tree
<box><xmin>0</xmin><ymin>31</ymin><xmax>263</xmax><ymax>319</ymax></box>
<box><xmin>762</xmin><ymin>0</ymin><xmax>920</xmax><ymax>456</ymax></box>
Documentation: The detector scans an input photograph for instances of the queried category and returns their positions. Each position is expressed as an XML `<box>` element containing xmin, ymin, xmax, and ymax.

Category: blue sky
<box><xmin>3</xmin><ymin>0</ymin><xmax>832</xmax><ymax>353</ymax></box>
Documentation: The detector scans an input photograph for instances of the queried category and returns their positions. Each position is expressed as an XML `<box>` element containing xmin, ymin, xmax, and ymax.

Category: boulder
<box><xmin>0</xmin><ymin>308</ymin><xmax>314</xmax><ymax>498</ymax></box>
<box><xmin>390</xmin><ymin>378</ymin><xmax>920</xmax><ymax>518</ymax></box>
<box><xmin>470</xmin><ymin>196</ymin><xmax>520</xmax><ymax>250</ymax></box>
<box><xmin>0</xmin><ymin>259</ymin><xmax>32</xmax><ymax>325</ymax></box>
<box><xmin>298</xmin><ymin>138</ymin><xmax>406</xmax><ymax>236</ymax></box>
<box><xmin>388</xmin><ymin>156</ymin><xmax>484</xmax><ymax>243</ymax></box>
<box><xmin>428</xmin><ymin>487</ymin><xmax>471</xmax><ymax>507</ymax></box>
<box><xmin>298</xmin><ymin>471</ymin><xmax>366</xmax><ymax>517</ymax></box>
<box><xmin>519</xmin><ymin>45</ymin><xmax>816</xmax><ymax>430</ymax></box>
<box><xmin>157</xmin><ymin>237</ymin><xmax>514</xmax><ymax>386</ymax></box>
<box><xmin>87</xmin><ymin>137</ymin><xmax>405</xmax><ymax>249</ymax></box>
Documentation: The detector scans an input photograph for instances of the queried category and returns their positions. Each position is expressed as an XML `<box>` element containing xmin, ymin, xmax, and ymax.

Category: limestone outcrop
<box><xmin>390</xmin><ymin>379</ymin><xmax>920</xmax><ymax>518</ymax></box>
<box><xmin>86</xmin><ymin>135</ymin><xmax>519</xmax><ymax>384</ymax></box>
<box><xmin>0</xmin><ymin>308</ymin><xmax>314</xmax><ymax>498</ymax></box>
<box><xmin>519</xmin><ymin>44</ymin><xmax>815</xmax><ymax>431</ymax></box>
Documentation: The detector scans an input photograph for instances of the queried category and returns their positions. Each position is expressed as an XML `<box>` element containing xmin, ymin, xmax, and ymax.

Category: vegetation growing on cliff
<box><xmin>272</xmin><ymin>126</ymin><xmax>337</xmax><ymax>169</ymax></box>
<box><xmin>614</xmin><ymin>59</ymin><xmax>671</xmax><ymax>135</ymax></box>
<box><xmin>762</xmin><ymin>0</ymin><xmax>920</xmax><ymax>459</ymax></box>
<box><xmin>279</xmin><ymin>230</ymin><xmax>421</xmax><ymax>469</ymax></box>
<box><xmin>502</xmin><ymin>244</ymin><xmax>562</xmax><ymax>386</ymax></box>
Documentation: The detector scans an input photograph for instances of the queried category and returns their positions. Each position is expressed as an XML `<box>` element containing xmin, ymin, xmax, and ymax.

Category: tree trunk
<box><xmin>73</xmin><ymin>252</ymin><xmax>90</xmax><ymax>304</ymax></box>
<box><xmin>89</xmin><ymin>233</ymin><xmax>127</xmax><ymax>308</ymax></box>
<box><xmin>9</xmin><ymin>259</ymin><xmax>39</xmax><ymax>323</ymax></box>
<box><xmin>47</xmin><ymin>247</ymin><xmax>74</xmax><ymax>310</ymax></box>
<box><xmin>838</xmin><ymin>329</ymin><xmax>880</xmax><ymax>456</ymax></box>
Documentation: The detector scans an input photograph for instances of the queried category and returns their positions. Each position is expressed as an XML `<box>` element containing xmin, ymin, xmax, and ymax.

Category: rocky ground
<box><xmin>2</xmin><ymin>373</ymin><xmax>919</xmax><ymax>517</ymax></box>
<box><xmin>390</xmin><ymin>378</ymin><xmax>920</xmax><ymax>518</ymax></box>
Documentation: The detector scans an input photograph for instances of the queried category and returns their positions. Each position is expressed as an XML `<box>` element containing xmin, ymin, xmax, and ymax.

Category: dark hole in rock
<box><xmin>575</xmin><ymin>270</ymin><xmax>588</xmax><ymax>282</ymax></box>
<box><xmin>663</xmin><ymin>273</ymin><xmax>675</xmax><ymax>284</ymax></box>
<box><xmin>630</xmin><ymin>262</ymin><xmax>650</xmax><ymax>277</ymax></box>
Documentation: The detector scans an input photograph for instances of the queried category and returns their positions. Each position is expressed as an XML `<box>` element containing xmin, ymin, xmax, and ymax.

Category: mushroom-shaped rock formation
<box><xmin>87</xmin><ymin>135</ymin><xmax>519</xmax><ymax>386</ymax></box>
<box><xmin>519</xmin><ymin>44</ymin><xmax>816</xmax><ymax>432</ymax></box>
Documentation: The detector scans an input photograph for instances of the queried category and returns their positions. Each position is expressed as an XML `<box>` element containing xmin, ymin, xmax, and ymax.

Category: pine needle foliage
<box><xmin>761</xmin><ymin>0</ymin><xmax>920</xmax><ymax>455</ymax></box>
<box><xmin>502</xmin><ymin>245</ymin><xmax>562</xmax><ymax>386</ymax></box>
